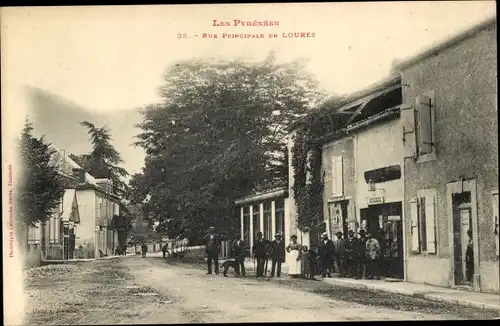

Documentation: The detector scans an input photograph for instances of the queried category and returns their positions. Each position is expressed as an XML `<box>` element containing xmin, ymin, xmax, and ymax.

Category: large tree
<box><xmin>18</xmin><ymin>119</ymin><xmax>65</xmax><ymax>230</ymax></box>
<box><xmin>70</xmin><ymin>121</ymin><xmax>129</xmax><ymax>196</ymax></box>
<box><xmin>132</xmin><ymin>54</ymin><xmax>324</xmax><ymax>242</ymax></box>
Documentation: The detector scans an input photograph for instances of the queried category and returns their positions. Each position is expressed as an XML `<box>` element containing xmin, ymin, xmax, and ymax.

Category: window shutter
<box><xmin>425</xmin><ymin>194</ymin><xmax>437</xmax><ymax>254</ymax></box>
<box><xmin>410</xmin><ymin>198</ymin><xmax>420</xmax><ymax>253</ymax></box>
<box><xmin>401</xmin><ymin>103</ymin><xmax>417</xmax><ymax>158</ymax></box>
<box><xmin>331</xmin><ymin>156</ymin><xmax>338</xmax><ymax>196</ymax></box>
<box><xmin>335</xmin><ymin>156</ymin><xmax>344</xmax><ymax>197</ymax></box>
<box><xmin>493</xmin><ymin>192</ymin><xmax>499</xmax><ymax>256</ymax></box>
<box><xmin>417</xmin><ymin>95</ymin><xmax>433</xmax><ymax>155</ymax></box>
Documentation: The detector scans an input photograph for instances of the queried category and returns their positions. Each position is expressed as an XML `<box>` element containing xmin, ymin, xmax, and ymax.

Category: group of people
<box><xmin>202</xmin><ymin>225</ymin><xmax>386</xmax><ymax>280</ymax></box>
<box><xmin>250</xmin><ymin>229</ymin><xmax>384</xmax><ymax>280</ymax></box>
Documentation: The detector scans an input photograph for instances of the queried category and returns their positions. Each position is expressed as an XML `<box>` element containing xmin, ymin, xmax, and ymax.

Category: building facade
<box><xmin>27</xmin><ymin>146</ymin><xmax>121</xmax><ymax>261</ymax></box>
<box><xmin>319</xmin><ymin>76</ymin><xmax>406</xmax><ymax>279</ymax></box>
<box><xmin>396</xmin><ymin>18</ymin><xmax>498</xmax><ymax>294</ymax></box>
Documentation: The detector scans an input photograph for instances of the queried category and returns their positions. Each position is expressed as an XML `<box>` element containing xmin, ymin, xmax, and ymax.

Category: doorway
<box><xmin>447</xmin><ymin>179</ymin><xmax>479</xmax><ymax>291</ymax></box>
<box><xmin>360</xmin><ymin>202</ymin><xmax>404</xmax><ymax>279</ymax></box>
<box><xmin>452</xmin><ymin>192</ymin><xmax>473</xmax><ymax>286</ymax></box>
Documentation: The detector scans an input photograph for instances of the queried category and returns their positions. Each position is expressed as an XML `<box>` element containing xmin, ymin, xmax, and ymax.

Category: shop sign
<box><xmin>368</xmin><ymin>195</ymin><xmax>384</xmax><ymax>205</ymax></box>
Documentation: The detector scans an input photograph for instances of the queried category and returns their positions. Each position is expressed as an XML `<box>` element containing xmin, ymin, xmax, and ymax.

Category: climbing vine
<box><xmin>291</xmin><ymin>102</ymin><xmax>348</xmax><ymax>232</ymax></box>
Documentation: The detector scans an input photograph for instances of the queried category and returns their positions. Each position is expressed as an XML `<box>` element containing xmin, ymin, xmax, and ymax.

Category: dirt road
<box><xmin>23</xmin><ymin>256</ymin><xmax>498</xmax><ymax>324</ymax></box>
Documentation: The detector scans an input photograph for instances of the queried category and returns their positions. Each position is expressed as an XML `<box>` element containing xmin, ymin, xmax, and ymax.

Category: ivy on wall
<box><xmin>291</xmin><ymin>102</ymin><xmax>348</xmax><ymax>233</ymax></box>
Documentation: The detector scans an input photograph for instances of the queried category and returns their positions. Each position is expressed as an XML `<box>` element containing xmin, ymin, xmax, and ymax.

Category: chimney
<box><xmin>72</xmin><ymin>168</ymin><xmax>86</xmax><ymax>183</ymax></box>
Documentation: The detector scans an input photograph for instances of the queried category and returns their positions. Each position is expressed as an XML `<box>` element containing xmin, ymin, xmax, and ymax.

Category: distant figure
<box><xmin>365</xmin><ymin>232</ymin><xmax>381</xmax><ymax>280</ymax></box>
<box><xmin>301</xmin><ymin>246</ymin><xmax>312</xmax><ymax>279</ymax></box>
<box><xmin>465</xmin><ymin>229</ymin><xmax>474</xmax><ymax>283</ymax></box>
<box><xmin>162</xmin><ymin>243</ymin><xmax>170</xmax><ymax>258</ymax></box>
<box><xmin>333</xmin><ymin>231</ymin><xmax>346</xmax><ymax>277</ymax></box>
<box><xmin>141</xmin><ymin>243</ymin><xmax>147</xmax><ymax>258</ymax></box>
<box><xmin>252</xmin><ymin>232</ymin><xmax>269</xmax><ymax>277</ymax></box>
<box><xmin>286</xmin><ymin>235</ymin><xmax>302</xmax><ymax>277</ymax></box>
<box><xmin>231</xmin><ymin>237</ymin><xmax>247</xmax><ymax>277</ymax></box>
<box><xmin>203</xmin><ymin>226</ymin><xmax>222</xmax><ymax>275</ymax></box>
<box><xmin>270</xmin><ymin>233</ymin><xmax>286</xmax><ymax>278</ymax></box>
<box><xmin>318</xmin><ymin>232</ymin><xmax>335</xmax><ymax>278</ymax></box>
<box><xmin>357</xmin><ymin>229</ymin><xmax>368</xmax><ymax>279</ymax></box>
<box><xmin>309</xmin><ymin>247</ymin><xmax>320</xmax><ymax>278</ymax></box>
<box><xmin>345</xmin><ymin>230</ymin><xmax>358</xmax><ymax>278</ymax></box>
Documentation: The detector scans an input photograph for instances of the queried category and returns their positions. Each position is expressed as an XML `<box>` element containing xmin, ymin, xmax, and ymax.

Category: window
<box><xmin>331</xmin><ymin>155</ymin><xmax>344</xmax><ymax>197</ymax></box>
<box><xmin>416</xmin><ymin>92</ymin><xmax>436</xmax><ymax>161</ymax></box>
<box><xmin>410</xmin><ymin>189</ymin><xmax>437</xmax><ymax>254</ymax></box>
<box><xmin>401</xmin><ymin>92</ymin><xmax>436</xmax><ymax>162</ymax></box>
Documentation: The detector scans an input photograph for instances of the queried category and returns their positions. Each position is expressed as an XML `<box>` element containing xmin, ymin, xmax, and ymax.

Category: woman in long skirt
<box><xmin>286</xmin><ymin>235</ymin><xmax>302</xmax><ymax>277</ymax></box>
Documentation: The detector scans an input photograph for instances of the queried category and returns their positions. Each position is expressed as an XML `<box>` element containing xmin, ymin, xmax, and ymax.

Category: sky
<box><xmin>1</xmin><ymin>2</ymin><xmax>497</xmax><ymax>174</ymax></box>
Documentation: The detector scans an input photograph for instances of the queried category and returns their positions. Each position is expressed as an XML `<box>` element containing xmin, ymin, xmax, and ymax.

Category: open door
<box><xmin>452</xmin><ymin>192</ymin><xmax>473</xmax><ymax>286</ymax></box>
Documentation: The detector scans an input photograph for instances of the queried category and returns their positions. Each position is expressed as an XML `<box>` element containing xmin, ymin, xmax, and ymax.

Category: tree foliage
<box><xmin>132</xmin><ymin>54</ymin><xmax>324</xmax><ymax>241</ymax></box>
<box><xmin>70</xmin><ymin>121</ymin><xmax>129</xmax><ymax>196</ymax></box>
<box><xmin>18</xmin><ymin>118</ymin><xmax>66</xmax><ymax>227</ymax></box>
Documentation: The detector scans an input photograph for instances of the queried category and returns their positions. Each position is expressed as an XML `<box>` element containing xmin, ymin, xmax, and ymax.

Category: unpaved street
<box><xmin>23</xmin><ymin>256</ymin><xmax>498</xmax><ymax>325</ymax></box>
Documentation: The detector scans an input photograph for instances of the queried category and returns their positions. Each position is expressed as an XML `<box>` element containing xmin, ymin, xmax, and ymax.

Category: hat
<box><xmin>257</xmin><ymin>231</ymin><xmax>263</xmax><ymax>236</ymax></box>
<box><xmin>336</xmin><ymin>231</ymin><xmax>343</xmax><ymax>236</ymax></box>
<box><xmin>209</xmin><ymin>226</ymin><xmax>215</xmax><ymax>229</ymax></box>
<box><xmin>321</xmin><ymin>232</ymin><xmax>328</xmax><ymax>238</ymax></box>
<box><xmin>275</xmin><ymin>233</ymin><xmax>282</xmax><ymax>237</ymax></box>
<box><xmin>359</xmin><ymin>229</ymin><xmax>366</xmax><ymax>234</ymax></box>
<box><xmin>290</xmin><ymin>234</ymin><xmax>297</xmax><ymax>239</ymax></box>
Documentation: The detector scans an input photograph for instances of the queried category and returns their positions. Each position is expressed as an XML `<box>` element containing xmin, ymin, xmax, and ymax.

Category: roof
<box><xmin>60</xmin><ymin>189</ymin><xmax>80</xmax><ymax>223</ymax></box>
<box><xmin>235</xmin><ymin>187</ymin><xmax>288</xmax><ymax>206</ymax></box>
<box><xmin>394</xmin><ymin>16</ymin><xmax>496</xmax><ymax>71</ymax></box>
<box><xmin>285</xmin><ymin>74</ymin><xmax>401</xmax><ymax>133</ymax></box>
<box><xmin>48</xmin><ymin>144</ymin><xmax>98</xmax><ymax>186</ymax></box>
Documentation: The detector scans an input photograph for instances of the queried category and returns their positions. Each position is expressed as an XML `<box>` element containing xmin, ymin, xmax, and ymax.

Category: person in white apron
<box><xmin>286</xmin><ymin>235</ymin><xmax>302</xmax><ymax>277</ymax></box>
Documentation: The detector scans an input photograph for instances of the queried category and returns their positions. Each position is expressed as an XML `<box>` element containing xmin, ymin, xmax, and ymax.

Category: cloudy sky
<box><xmin>1</xmin><ymin>2</ymin><xmax>496</xmax><ymax>173</ymax></box>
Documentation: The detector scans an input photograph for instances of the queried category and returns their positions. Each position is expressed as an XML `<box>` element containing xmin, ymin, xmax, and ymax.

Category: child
<box><xmin>301</xmin><ymin>246</ymin><xmax>311</xmax><ymax>279</ymax></box>
<box><xmin>309</xmin><ymin>247</ymin><xmax>319</xmax><ymax>279</ymax></box>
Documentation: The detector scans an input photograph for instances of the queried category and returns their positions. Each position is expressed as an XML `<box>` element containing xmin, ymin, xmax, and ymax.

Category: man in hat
<box><xmin>252</xmin><ymin>231</ymin><xmax>269</xmax><ymax>277</ymax></box>
<box><xmin>333</xmin><ymin>231</ymin><xmax>346</xmax><ymax>277</ymax></box>
<box><xmin>270</xmin><ymin>233</ymin><xmax>286</xmax><ymax>277</ymax></box>
<box><xmin>344</xmin><ymin>230</ymin><xmax>358</xmax><ymax>278</ymax></box>
<box><xmin>318</xmin><ymin>232</ymin><xmax>335</xmax><ymax>278</ymax></box>
<box><xmin>203</xmin><ymin>226</ymin><xmax>222</xmax><ymax>275</ymax></box>
<box><xmin>357</xmin><ymin>229</ymin><xmax>368</xmax><ymax>279</ymax></box>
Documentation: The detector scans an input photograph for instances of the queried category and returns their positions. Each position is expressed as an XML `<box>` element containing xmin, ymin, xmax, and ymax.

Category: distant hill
<box><xmin>25</xmin><ymin>86</ymin><xmax>145</xmax><ymax>175</ymax></box>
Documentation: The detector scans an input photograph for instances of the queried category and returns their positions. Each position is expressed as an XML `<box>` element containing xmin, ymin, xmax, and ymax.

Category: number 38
<box><xmin>177</xmin><ymin>33</ymin><xmax>188</xmax><ymax>39</ymax></box>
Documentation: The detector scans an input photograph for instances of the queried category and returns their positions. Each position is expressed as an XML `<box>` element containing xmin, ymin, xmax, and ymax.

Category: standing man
<box><xmin>252</xmin><ymin>232</ymin><xmax>268</xmax><ymax>277</ymax></box>
<box><xmin>203</xmin><ymin>226</ymin><xmax>221</xmax><ymax>275</ymax></box>
<box><xmin>231</xmin><ymin>236</ymin><xmax>247</xmax><ymax>277</ymax></box>
<box><xmin>365</xmin><ymin>232</ymin><xmax>381</xmax><ymax>280</ymax></box>
<box><xmin>318</xmin><ymin>232</ymin><xmax>335</xmax><ymax>278</ymax></box>
<box><xmin>333</xmin><ymin>231</ymin><xmax>346</xmax><ymax>277</ymax></box>
<box><xmin>345</xmin><ymin>230</ymin><xmax>358</xmax><ymax>278</ymax></box>
<box><xmin>357</xmin><ymin>229</ymin><xmax>368</xmax><ymax>279</ymax></box>
<box><xmin>270</xmin><ymin>233</ymin><xmax>286</xmax><ymax>278</ymax></box>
